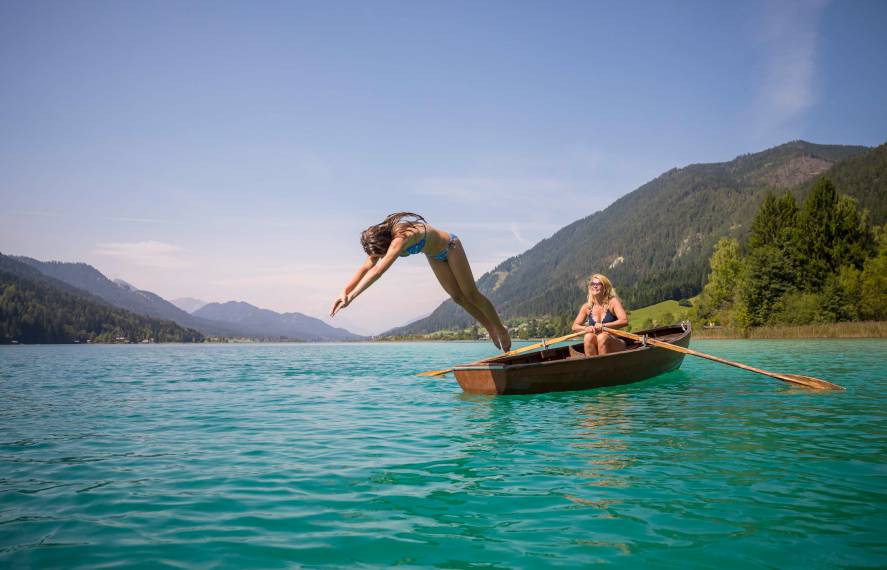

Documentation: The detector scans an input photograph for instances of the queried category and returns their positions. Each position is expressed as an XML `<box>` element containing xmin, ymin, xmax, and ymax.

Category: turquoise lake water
<box><xmin>1</xmin><ymin>340</ymin><xmax>885</xmax><ymax>568</ymax></box>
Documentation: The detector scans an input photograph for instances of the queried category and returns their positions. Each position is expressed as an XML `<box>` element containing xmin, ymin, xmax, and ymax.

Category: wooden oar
<box><xmin>418</xmin><ymin>331</ymin><xmax>585</xmax><ymax>377</ymax></box>
<box><xmin>601</xmin><ymin>326</ymin><xmax>844</xmax><ymax>391</ymax></box>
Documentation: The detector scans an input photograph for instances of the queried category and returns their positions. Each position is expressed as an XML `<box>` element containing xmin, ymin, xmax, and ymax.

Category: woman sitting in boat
<box><xmin>330</xmin><ymin>212</ymin><xmax>512</xmax><ymax>352</ymax></box>
<box><xmin>571</xmin><ymin>273</ymin><xmax>629</xmax><ymax>356</ymax></box>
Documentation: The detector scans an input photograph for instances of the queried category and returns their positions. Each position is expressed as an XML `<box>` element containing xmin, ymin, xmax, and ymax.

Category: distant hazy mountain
<box><xmin>14</xmin><ymin>258</ymin><xmax>360</xmax><ymax>340</ymax></box>
<box><xmin>0</xmin><ymin>253</ymin><xmax>203</xmax><ymax>344</ymax></box>
<box><xmin>388</xmin><ymin>140</ymin><xmax>879</xmax><ymax>335</ymax></box>
<box><xmin>171</xmin><ymin>297</ymin><xmax>208</xmax><ymax>313</ymax></box>
<box><xmin>194</xmin><ymin>301</ymin><xmax>362</xmax><ymax>341</ymax></box>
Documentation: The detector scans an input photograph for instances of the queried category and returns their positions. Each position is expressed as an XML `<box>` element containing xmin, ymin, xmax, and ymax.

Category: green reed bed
<box><xmin>696</xmin><ymin>320</ymin><xmax>887</xmax><ymax>339</ymax></box>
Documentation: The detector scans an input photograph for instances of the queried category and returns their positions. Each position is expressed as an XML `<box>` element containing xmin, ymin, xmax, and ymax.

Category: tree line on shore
<box><xmin>693</xmin><ymin>177</ymin><xmax>884</xmax><ymax>328</ymax></box>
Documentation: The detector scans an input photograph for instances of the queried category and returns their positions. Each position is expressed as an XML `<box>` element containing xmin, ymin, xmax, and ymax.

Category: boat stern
<box><xmin>452</xmin><ymin>363</ymin><xmax>509</xmax><ymax>395</ymax></box>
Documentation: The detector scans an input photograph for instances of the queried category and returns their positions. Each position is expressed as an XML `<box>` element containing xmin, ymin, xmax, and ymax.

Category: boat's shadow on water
<box><xmin>449</xmin><ymin>368</ymin><xmax>701</xmax><ymax>446</ymax></box>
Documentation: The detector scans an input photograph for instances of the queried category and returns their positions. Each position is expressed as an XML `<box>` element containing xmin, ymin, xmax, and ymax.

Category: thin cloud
<box><xmin>94</xmin><ymin>240</ymin><xmax>190</xmax><ymax>269</ymax></box>
<box><xmin>752</xmin><ymin>0</ymin><xmax>829</xmax><ymax>132</ymax></box>
<box><xmin>437</xmin><ymin>220</ymin><xmax>562</xmax><ymax>232</ymax></box>
<box><xmin>215</xmin><ymin>217</ymin><xmax>306</xmax><ymax>229</ymax></box>
<box><xmin>414</xmin><ymin>177</ymin><xmax>569</xmax><ymax>203</ymax></box>
<box><xmin>210</xmin><ymin>263</ymin><xmax>429</xmax><ymax>293</ymax></box>
<box><xmin>510</xmin><ymin>222</ymin><xmax>531</xmax><ymax>246</ymax></box>
<box><xmin>8</xmin><ymin>209</ymin><xmax>65</xmax><ymax>218</ymax></box>
<box><xmin>106</xmin><ymin>217</ymin><xmax>185</xmax><ymax>225</ymax></box>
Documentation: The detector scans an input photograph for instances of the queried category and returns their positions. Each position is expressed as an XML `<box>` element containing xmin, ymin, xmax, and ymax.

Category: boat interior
<box><xmin>496</xmin><ymin>324</ymin><xmax>688</xmax><ymax>367</ymax></box>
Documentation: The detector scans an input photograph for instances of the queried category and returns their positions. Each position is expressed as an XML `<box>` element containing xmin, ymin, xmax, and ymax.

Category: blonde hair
<box><xmin>587</xmin><ymin>273</ymin><xmax>617</xmax><ymax>312</ymax></box>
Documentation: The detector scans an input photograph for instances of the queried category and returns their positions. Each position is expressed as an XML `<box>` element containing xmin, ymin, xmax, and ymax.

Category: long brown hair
<box><xmin>360</xmin><ymin>212</ymin><xmax>426</xmax><ymax>257</ymax></box>
<box><xmin>587</xmin><ymin>273</ymin><xmax>617</xmax><ymax>312</ymax></box>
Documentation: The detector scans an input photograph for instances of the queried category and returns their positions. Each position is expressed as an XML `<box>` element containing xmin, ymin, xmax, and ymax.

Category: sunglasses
<box><xmin>590</xmin><ymin>281</ymin><xmax>603</xmax><ymax>287</ymax></box>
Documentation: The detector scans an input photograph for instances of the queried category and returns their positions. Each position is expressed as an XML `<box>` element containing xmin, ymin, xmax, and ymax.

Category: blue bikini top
<box><xmin>399</xmin><ymin>226</ymin><xmax>427</xmax><ymax>257</ymax></box>
<box><xmin>586</xmin><ymin>304</ymin><xmax>617</xmax><ymax>326</ymax></box>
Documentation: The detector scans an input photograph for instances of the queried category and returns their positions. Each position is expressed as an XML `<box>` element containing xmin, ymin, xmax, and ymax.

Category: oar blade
<box><xmin>417</xmin><ymin>368</ymin><xmax>452</xmax><ymax>377</ymax></box>
<box><xmin>600</xmin><ymin>325</ymin><xmax>845</xmax><ymax>391</ymax></box>
<box><xmin>779</xmin><ymin>373</ymin><xmax>845</xmax><ymax>391</ymax></box>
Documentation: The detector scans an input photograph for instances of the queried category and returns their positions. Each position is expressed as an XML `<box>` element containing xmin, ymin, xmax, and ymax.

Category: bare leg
<box><xmin>443</xmin><ymin>240</ymin><xmax>511</xmax><ymax>352</ymax></box>
<box><xmin>597</xmin><ymin>332</ymin><xmax>625</xmax><ymax>354</ymax></box>
<box><xmin>596</xmin><ymin>333</ymin><xmax>609</xmax><ymax>355</ymax></box>
<box><xmin>584</xmin><ymin>333</ymin><xmax>599</xmax><ymax>357</ymax></box>
<box><xmin>596</xmin><ymin>332</ymin><xmax>626</xmax><ymax>355</ymax></box>
<box><xmin>427</xmin><ymin>255</ymin><xmax>503</xmax><ymax>349</ymax></box>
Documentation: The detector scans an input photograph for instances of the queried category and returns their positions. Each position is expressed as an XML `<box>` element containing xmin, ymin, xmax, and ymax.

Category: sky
<box><xmin>1</xmin><ymin>0</ymin><xmax>886</xmax><ymax>335</ymax></box>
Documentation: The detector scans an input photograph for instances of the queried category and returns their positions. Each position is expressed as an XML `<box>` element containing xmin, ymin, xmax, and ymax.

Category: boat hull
<box><xmin>453</xmin><ymin>324</ymin><xmax>691</xmax><ymax>395</ymax></box>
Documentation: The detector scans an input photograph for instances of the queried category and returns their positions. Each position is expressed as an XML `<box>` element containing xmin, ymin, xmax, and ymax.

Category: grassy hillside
<box><xmin>625</xmin><ymin>300</ymin><xmax>693</xmax><ymax>332</ymax></box>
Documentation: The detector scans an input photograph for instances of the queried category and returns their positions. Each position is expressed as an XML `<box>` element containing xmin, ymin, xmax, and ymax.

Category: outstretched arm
<box><xmin>330</xmin><ymin>237</ymin><xmax>404</xmax><ymax>316</ymax></box>
<box><xmin>331</xmin><ymin>257</ymin><xmax>375</xmax><ymax>316</ymax></box>
<box><xmin>343</xmin><ymin>257</ymin><xmax>376</xmax><ymax>297</ymax></box>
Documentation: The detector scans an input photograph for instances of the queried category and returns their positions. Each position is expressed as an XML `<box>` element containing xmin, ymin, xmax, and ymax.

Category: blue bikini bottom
<box><xmin>432</xmin><ymin>233</ymin><xmax>458</xmax><ymax>262</ymax></box>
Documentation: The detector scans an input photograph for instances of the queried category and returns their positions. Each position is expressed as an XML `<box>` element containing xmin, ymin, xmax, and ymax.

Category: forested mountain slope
<box><xmin>15</xmin><ymin>257</ymin><xmax>248</xmax><ymax>337</ymax></box>
<box><xmin>0</xmin><ymin>254</ymin><xmax>203</xmax><ymax>343</ymax></box>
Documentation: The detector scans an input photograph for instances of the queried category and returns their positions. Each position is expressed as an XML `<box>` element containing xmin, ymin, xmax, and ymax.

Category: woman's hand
<box><xmin>330</xmin><ymin>294</ymin><xmax>351</xmax><ymax>317</ymax></box>
<box><xmin>329</xmin><ymin>295</ymin><xmax>343</xmax><ymax>317</ymax></box>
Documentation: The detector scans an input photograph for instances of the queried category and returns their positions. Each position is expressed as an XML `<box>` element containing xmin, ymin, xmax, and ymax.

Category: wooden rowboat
<box><xmin>453</xmin><ymin>323</ymin><xmax>692</xmax><ymax>395</ymax></box>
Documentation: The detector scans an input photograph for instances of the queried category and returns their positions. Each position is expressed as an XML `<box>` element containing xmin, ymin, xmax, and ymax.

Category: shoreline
<box><xmin>4</xmin><ymin>321</ymin><xmax>885</xmax><ymax>345</ymax></box>
<box><xmin>382</xmin><ymin>321</ymin><xmax>887</xmax><ymax>342</ymax></box>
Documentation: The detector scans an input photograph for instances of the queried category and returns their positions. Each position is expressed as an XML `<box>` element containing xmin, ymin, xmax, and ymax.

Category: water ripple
<box><xmin>0</xmin><ymin>340</ymin><xmax>885</xmax><ymax>568</ymax></box>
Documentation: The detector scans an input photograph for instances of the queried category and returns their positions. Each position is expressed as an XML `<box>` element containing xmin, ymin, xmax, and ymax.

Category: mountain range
<box><xmin>193</xmin><ymin>301</ymin><xmax>360</xmax><ymax>341</ymax></box>
<box><xmin>0</xmin><ymin>254</ymin><xmax>202</xmax><ymax>343</ymax></box>
<box><xmin>388</xmin><ymin>140</ymin><xmax>886</xmax><ymax>335</ymax></box>
<box><xmin>13</xmin><ymin>257</ymin><xmax>362</xmax><ymax>341</ymax></box>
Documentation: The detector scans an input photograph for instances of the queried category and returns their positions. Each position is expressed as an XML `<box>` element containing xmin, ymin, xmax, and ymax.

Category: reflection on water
<box><xmin>573</xmin><ymin>394</ymin><xmax>634</xmax><ymax>487</ymax></box>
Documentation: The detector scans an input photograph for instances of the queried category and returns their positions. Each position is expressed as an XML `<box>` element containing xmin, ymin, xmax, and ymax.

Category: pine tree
<box><xmin>738</xmin><ymin>192</ymin><xmax>802</xmax><ymax>327</ymax></box>
<box><xmin>740</xmin><ymin>245</ymin><xmax>797</xmax><ymax>326</ymax></box>
<box><xmin>796</xmin><ymin>177</ymin><xmax>872</xmax><ymax>290</ymax></box>
<box><xmin>748</xmin><ymin>192</ymin><xmax>799</xmax><ymax>253</ymax></box>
